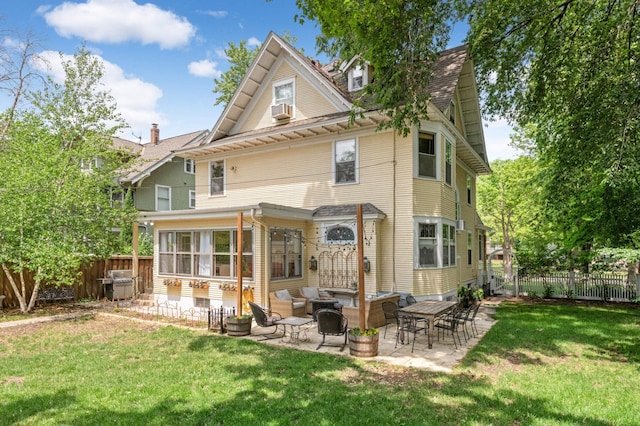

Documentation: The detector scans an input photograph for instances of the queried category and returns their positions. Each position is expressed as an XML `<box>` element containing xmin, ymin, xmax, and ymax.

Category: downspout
<box><xmin>251</xmin><ymin>208</ymin><xmax>270</xmax><ymax>308</ymax></box>
<box><xmin>392</xmin><ymin>132</ymin><xmax>397</xmax><ymax>293</ymax></box>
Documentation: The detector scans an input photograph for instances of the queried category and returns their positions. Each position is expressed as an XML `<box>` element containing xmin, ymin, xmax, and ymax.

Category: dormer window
<box><xmin>348</xmin><ymin>65</ymin><xmax>366</xmax><ymax>92</ymax></box>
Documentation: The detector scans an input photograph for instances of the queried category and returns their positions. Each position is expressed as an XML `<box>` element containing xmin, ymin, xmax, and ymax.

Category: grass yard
<box><xmin>1</xmin><ymin>301</ymin><xmax>639</xmax><ymax>425</ymax></box>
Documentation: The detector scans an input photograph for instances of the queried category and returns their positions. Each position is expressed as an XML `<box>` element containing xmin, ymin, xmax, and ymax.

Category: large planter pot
<box><xmin>348</xmin><ymin>332</ymin><xmax>379</xmax><ymax>357</ymax></box>
<box><xmin>226</xmin><ymin>316</ymin><xmax>252</xmax><ymax>336</ymax></box>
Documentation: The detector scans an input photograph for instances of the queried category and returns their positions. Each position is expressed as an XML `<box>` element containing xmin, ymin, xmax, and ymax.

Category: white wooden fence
<box><xmin>493</xmin><ymin>271</ymin><xmax>639</xmax><ymax>302</ymax></box>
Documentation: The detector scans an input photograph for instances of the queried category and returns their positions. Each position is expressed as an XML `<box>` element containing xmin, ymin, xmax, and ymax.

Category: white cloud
<box><xmin>247</xmin><ymin>37</ymin><xmax>261</xmax><ymax>47</ymax></box>
<box><xmin>188</xmin><ymin>59</ymin><xmax>222</xmax><ymax>78</ymax></box>
<box><xmin>34</xmin><ymin>50</ymin><xmax>164</xmax><ymax>132</ymax></box>
<box><xmin>201</xmin><ymin>10</ymin><xmax>228</xmax><ymax>18</ymax></box>
<box><xmin>41</xmin><ymin>0</ymin><xmax>196</xmax><ymax>49</ymax></box>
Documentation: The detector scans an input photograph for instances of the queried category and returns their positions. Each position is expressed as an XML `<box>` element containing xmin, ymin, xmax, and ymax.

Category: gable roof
<box><xmin>121</xmin><ymin>130</ymin><xmax>208</xmax><ymax>184</ymax></box>
<box><xmin>196</xmin><ymin>32</ymin><xmax>488</xmax><ymax>172</ymax></box>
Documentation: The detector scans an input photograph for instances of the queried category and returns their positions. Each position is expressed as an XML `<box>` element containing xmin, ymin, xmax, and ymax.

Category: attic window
<box><xmin>449</xmin><ymin>101</ymin><xmax>456</xmax><ymax>125</ymax></box>
<box><xmin>349</xmin><ymin>65</ymin><xmax>366</xmax><ymax>92</ymax></box>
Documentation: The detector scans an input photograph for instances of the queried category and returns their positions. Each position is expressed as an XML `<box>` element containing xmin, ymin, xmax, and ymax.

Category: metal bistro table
<box><xmin>275</xmin><ymin>316</ymin><xmax>314</xmax><ymax>345</ymax></box>
<box><xmin>400</xmin><ymin>300</ymin><xmax>457</xmax><ymax>349</ymax></box>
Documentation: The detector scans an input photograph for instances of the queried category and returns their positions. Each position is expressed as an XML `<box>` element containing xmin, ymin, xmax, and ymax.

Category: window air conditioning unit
<box><xmin>271</xmin><ymin>103</ymin><xmax>291</xmax><ymax>119</ymax></box>
<box><xmin>456</xmin><ymin>220</ymin><xmax>465</xmax><ymax>231</ymax></box>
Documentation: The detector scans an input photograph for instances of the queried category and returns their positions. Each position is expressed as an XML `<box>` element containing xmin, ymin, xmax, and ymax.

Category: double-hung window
<box><xmin>417</xmin><ymin>220</ymin><xmax>457</xmax><ymax>268</ymax></box>
<box><xmin>468</xmin><ymin>232</ymin><xmax>473</xmax><ymax>265</ymax></box>
<box><xmin>445</xmin><ymin>140</ymin><xmax>453</xmax><ymax>185</ymax></box>
<box><xmin>349</xmin><ymin>65</ymin><xmax>365</xmax><ymax>91</ymax></box>
<box><xmin>176</xmin><ymin>231</ymin><xmax>192</xmax><ymax>275</ymax></box>
<box><xmin>334</xmin><ymin>138</ymin><xmax>357</xmax><ymax>184</ymax></box>
<box><xmin>273</xmin><ymin>77</ymin><xmax>294</xmax><ymax>107</ymax></box>
<box><xmin>270</xmin><ymin>228</ymin><xmax>302</xmax><ymax>279</ymax></box>
<box><xmin>210</xmin><ymin>160</ymin><xmax>225</xmax><ymax>196</ymax></box>
<box><xmin>189</xmin><ymin>190</ymin><xmax>196</xmax><ymax>209</ymax></box>
<box><xmin>418</xmin><ymin>133</ymin><xmax>436</xmax><ymax>179</ymax></box>
<box><xmin>418</xmin><ymin>223</ymin><xmax>437</xmax><ymax>267</ymax></box>
<box><xmin>156</xmin><ymin>185</ymin><xmax>171</xmax><ymax>211</ymax></box>
<box><xmin>466</xmin><ymin>175</ymin><xmax>472</xmax><ymax>204</ymax></box>
<box><xmin>184</xmin><ymin>159</ymin><xmax>195</xmax><ymax>174</ymax></box>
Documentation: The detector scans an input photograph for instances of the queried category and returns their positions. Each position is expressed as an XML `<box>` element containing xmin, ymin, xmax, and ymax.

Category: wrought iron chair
<box><xmin>434</xmin><ymin>305</ymin><xmax>463</xmax><ymax>349</ymax></box>
<box><xmin>381</xmin><ymin>301</ymin><xmax>398</xmax><ymax>339</ymax></box>
<box><xmin>405</xmin><ymin>295</ymin><xmax>428</xmax><ymax>333</ymax></box>
<box><xmin>395</xmin><ymin>310</ymin><xmax>426</xmax><ymax>353</ymax></box>
<box><xmin>248</xmin><ymin>301</ymin><xmax>284</xmax><ymax>340</ymax></box>
<box><xmin>316</xmin><ymin>308</ymin><xmax>348</xmax><ymax>351</ymax></box>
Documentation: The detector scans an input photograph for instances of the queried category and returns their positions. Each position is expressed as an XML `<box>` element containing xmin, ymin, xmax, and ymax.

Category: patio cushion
<box><xmin>292</xmin><ymin>301</ymin><xmax>305</xmax><ymax>309</ymax></box>
<box><xmin>275</xmin><ymin>289</ymin><xmax>292</xmax><ymax>301</ymax></box>
<box><xmin>300</xmin><ymin>287</ymin><xmax>320</xmax><ymax>299</ymax></box>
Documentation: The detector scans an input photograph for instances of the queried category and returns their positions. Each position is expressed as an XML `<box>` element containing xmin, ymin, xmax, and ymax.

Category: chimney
<box><xmin>150</xmin><ymin>123</ymin><xmax>159</xmax><ymax>145</ymax></box>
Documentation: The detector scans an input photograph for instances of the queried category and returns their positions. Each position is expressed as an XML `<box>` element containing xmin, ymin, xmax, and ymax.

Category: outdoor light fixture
<box><xmin>363</xmin><ymin>257</ymin><xmax>371</xmax><ymax>273</ymax></box>
<box><xmin>309</xmin><ymin>255</ymin><xmax>317</xmax><ymax>270</ymax></box>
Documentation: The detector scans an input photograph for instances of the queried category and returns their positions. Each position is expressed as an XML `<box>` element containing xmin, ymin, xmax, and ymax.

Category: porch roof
<box><xmin>138</xmin><ymin>202</ymin><xmax>386</xmax><ymax>223</ymax></box>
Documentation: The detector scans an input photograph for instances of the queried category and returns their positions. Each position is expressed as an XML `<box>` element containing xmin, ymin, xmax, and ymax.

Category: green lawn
<box><xmin>1</xmin><ymin>302</ymin><xmax>639</xmax><ymax>425</ymax></box>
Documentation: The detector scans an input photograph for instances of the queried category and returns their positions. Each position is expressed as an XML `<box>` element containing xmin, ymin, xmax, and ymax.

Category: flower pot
<box><xmin>348</xmin><ymin>332</ymin><xmax>379</xmax><ymax>357</ymax></box>
<box><xmin>226</xmin><ymin>316</ymin><xmax>252</xmax><ymax>336</ymax></box>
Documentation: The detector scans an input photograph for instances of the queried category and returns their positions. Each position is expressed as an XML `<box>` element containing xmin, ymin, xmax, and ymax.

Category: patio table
<box><xmin>400</xmin><ymin>300</ymin><xmax>457</xmax><ymax>349</ymax></box>
<box><xmin>275</xmin><ymin>316</ymin><xmax>314</xmax><ymax>345</ymax></box>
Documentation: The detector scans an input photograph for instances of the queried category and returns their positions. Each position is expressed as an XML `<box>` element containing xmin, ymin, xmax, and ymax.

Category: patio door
<box><xmin>317</xmin><ymin>250</ymin><xmax>358</xmax><ymax>288</ymax></box>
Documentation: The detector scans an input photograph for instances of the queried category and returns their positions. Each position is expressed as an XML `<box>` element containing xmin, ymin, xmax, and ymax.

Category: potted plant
<box><xmin>226</xmin><ymin>314</ymin><xmax>253</xmax><ymax>336</ymax></box>
<box><xmin>457</xmin><ymin>286</ymin><xmax>473</xmax><ymax>307</ymax></box>
<box><xmin>348</xmin><ymin>327</ymin><xmax>379</xmax><ymax>357</ymax></box>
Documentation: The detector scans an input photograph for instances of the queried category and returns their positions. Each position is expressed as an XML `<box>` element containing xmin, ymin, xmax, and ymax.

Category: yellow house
<box><xmin>139</xmin><ymin>32</ymin><xmax>491</xmax><ymax>312</ymax></box>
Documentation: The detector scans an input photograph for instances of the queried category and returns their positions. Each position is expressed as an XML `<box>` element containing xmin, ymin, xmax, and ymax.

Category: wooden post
<box><xmin>237</xmin><ymin>211</ymin><xmax>243</xmax><ymax>315</ymax></box>
<box><xmin>132</xmin><ymin>222</ymin><xmax>139</xmax><ymax>297</ymax></box>
<box><xmin>357</xmin><ymin>204</ymin><xmax>366</xmax><ymax>330</ymax></box>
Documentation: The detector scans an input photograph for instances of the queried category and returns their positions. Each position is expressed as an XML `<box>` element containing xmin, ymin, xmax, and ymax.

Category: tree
<box><xmin>212</xmin><ymin>33</ymin><xmax>300</xmax><ymax>108</ymax></box>
<box><xmin>477</xmin><ymin>156</ymin><xmax>547</xmax><ymax>275</ymax></box>
<box><xmin>468</xmin><ymin>0</ymin><xmax>640</xmax><ymax>252</ymax></box>
<box><xmin>0</xmin><ymin>47</ymin><xmax>137</xmax><ymax>312</ymax></box>
<box><xmin>294</xmin><ymin>0</ymin><xmax>466</xmax><ymax>136</ymax></box>
<box><xmin>212</xmin><ymin>40</ymin><xmax>259</xmax><ymax>107</ymax></box>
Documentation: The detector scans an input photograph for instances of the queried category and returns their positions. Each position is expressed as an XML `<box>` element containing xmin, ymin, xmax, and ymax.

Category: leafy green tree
<box><xmin>294</xmin><ymin>0</ymin><xmax>466</xmax><ymax>136</ymax></box>
<box><xmin>468</xmin><ymin>0</ymin><xmax>640</xmax><ymax>252</ymax></box>
<box><xmin>212</xmin><ymin>40</ymin><xmax>259</xmax><ymax>107</ymax></box>
<box><xmin>0</xmin><ymin>47</ymin><xmax>137</xmax><ymax>312</ymax></box>
<box><xmin>477</xmin><ymin>156</ymin><xmax>548</xmax><ymax>275</ymax></box>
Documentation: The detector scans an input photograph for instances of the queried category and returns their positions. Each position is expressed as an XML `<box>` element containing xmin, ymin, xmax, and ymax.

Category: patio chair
<box><xmin>434</xmin><ymin>305</ymin><xmax>463</xmax><ymax>349</ymax></box>
<box><xmin>395</xmin><ymin>310</ymin><xmax>426</xmax><ymax>353</ymax></box>
<box><xmin>248</xmin><ymin>301</ymin><xmax>284</xmax><ymax>340</ymax></box>
<box><xmin>381</xmin><ymin>301</ymin><xmax>398</xmax><ymax>339</ymax></box>
<box><xmin>462</xmin><ymin>303</ymin><xmax>481</xmax><ymax>338</ymax></box>
<box><xmin>269</xmin><ymin>289</ymin><xmax>307</xmax><ymax>317</ymax></box>
<box><xmin>316</xmin><ymin>308</ymin><xmax>348</xmax><ymax>351</ymax></box>
<box><xmin>453</xmin><ymin>304</ymin><xmax>474</xmax><ymax>341</ymax></box>
<box><xmin>405</xmin><ymin>295</ymin><xmax>428</xmax><ymax>333</ymax></box>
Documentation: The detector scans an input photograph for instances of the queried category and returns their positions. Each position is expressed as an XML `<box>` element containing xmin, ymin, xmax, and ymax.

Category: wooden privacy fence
<box><xmin>498</xmin><ymin>271</ymin><xmax>640</xmax><ymax>302</ymax></box>
<box><xmin>0</xmin><ymin>256</ymin><xmax>153</xmax><ymax>309</ymax></box>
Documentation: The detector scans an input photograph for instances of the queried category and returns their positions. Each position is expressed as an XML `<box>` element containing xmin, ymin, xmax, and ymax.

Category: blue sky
<box><xmin>1</xmin><ymin>0</ymin><xmax>516</xmax><ymax>160</ymax></box>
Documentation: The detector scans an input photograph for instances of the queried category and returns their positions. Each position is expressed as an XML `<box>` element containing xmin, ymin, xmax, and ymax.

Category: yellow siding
<box><xmin>237</xmin><ymin>61</ymin><xmax>341</xmax><ymax>133</ymax></box>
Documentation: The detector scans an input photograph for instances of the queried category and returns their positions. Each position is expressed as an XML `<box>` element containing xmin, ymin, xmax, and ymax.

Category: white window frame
<box><xmin>209</xmin><ymin>159</ymin><xmax>225</xmax><ymax>197</ymax></box>
<box><xmin>467</xmin><ymin>231</ymin><xmax>473</xmax><ymax>265</ymax></box>
<box><xmin>466</xmin><ymin>174</ymin><xmax>472</xmax><ymax>205</ymax></box>
<box><xmin>445</xmin><ymin>139</ymin><xmax>453</xmax><ymax>186</ymax></box>
<box><xmin>270</xmin><ymin>227</ymin><xmax>303</xmax><ymax>280</ymax></box>
<box><xmin>155</xmin><ymin>184</ymin><xmax>171</xmax><ymax>211</ymax></box>
<box><xmin>414</xmin><ymin>218</ymin><xmax>457</xmax><ymax>269</ymax></box>
<box><xmin>189</xmin><ymin>190</ymin><xmax>196</xmax><ymax>209</ymax></box>
<box><xmin>184</xmin><ymin>159</ymin><xmax>195</xmax><ymax>174</ymax></box>
<box><xmin>272</xmin><ymin>77</ymin><xmax>295</xmax><ymax>115</ymax></box>
<box><xmin>415</xmin><ymin>131</ymin><xmax>439</xmax><ymax>180</ymax></box>
<box><xmin>333</xmin><ymin>138</ymin><xmax>358</xmax><ymax>185</ymax></box>
<box><xmin>348</xmin><ymin>64</ymin><xmax>367</xmax><ymax>92</ymax></box>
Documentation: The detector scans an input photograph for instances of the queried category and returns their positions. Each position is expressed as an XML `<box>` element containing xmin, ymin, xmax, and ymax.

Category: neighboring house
<box><xmin>139</xmin><ymin>32</ymin><xmax>491</xmax><ymax>311</ymax></box>
<box><xmin>120</xmin><ymin>124</ymin><xmax>209</xmax><ymax>216</ymax></box>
